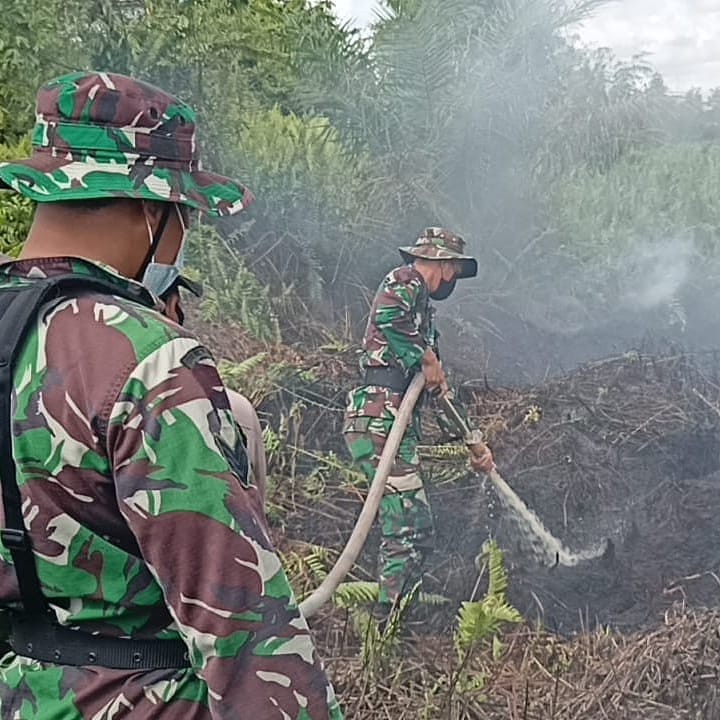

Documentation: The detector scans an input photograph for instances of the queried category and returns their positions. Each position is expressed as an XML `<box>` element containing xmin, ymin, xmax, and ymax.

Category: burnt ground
<box><xmin>192</xmin><ymin>299</ymin><xmax>720</xmax><ymax>634</ymax></box>
<box><xmin>433</xmin><ymin>351</ymin><xmax>720</xmax><ymax>634</ymax></box>
<box><xmin>192</xmin><ymin>304</ymin><xmax>720</xmax><ymax>716</ymax></box>
<box><xmin>263</xmin><ymin>348</ymin><xmax>720</xmax><ymax>637</ymax></box>
<box><xmin>327</xmin><ymin>606</ymin><xmax>720</xmax><ymax>719</ymax></box>
<box><xmin>262</xmin><ymin>345</ymin><xmax>720</xmax><ymax>717</ymax></box>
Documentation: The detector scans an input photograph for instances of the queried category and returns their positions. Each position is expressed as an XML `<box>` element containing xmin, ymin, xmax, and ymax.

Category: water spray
<box><xmin>437</xmin><ymin>394</ymin><xmax>611</xmax><ymax>568</ymax></box>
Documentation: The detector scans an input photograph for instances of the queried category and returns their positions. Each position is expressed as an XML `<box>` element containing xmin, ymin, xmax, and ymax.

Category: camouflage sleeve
<box><xmin>373</xmin><ymin>275</ymin><xmax>428</xmax><ymax>371</ymax></box>
<box><xmin>108</xmin><ymin>336</ymin><xmax>342</xmax><ymax>720</ymax></box>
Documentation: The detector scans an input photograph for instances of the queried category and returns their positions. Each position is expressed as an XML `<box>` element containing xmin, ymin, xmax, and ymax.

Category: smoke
<box><xmin>618</xmin><ymin>237</ymin><xmax>694</xmax><ymax>313</ymax></box>
<box><xmin>508</xmin><ymin>237</ymin><xmax>696</xmax><ymax>339</ymax></box>
<box><xmin>446</xmin><ymin>233</ymin><xmax>706</xmax><ymax>383</ymax></box>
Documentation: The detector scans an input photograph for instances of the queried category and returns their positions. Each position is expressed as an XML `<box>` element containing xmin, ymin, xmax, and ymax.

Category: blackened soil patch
<box><xmin>428</xmin><ymin>351</ymin><xmax>720</xmax><ymax>633</ymax></box>
<box><xmin>283</xmin><ymin>351</ymin><xmax>720</xmax><ymax>635</ymax></box>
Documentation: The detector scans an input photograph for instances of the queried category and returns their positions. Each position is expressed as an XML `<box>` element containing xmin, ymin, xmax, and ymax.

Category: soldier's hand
<box><xmin>469</xmin><ymin>444</ymin><xmax>495</xmax><ymax>474</ymax></box>
<box><xmin>421</xmin><ymin>349</ymin><xmax>447</xmax><ymax>394</ymax></box>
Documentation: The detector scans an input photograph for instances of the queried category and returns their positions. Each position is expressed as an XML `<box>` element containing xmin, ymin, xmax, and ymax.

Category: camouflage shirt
<box><xmin>359</xmin><ymin>265</ymin><xmax>437</xmax><ymax>375</ymax></box>
<box><xmin>0</xmin><ymin>258</ymin><xmax>342</xmax><ymax>720</ymax></box>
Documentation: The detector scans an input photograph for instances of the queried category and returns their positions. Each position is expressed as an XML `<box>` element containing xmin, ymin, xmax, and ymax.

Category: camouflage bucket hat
<box><xmin>0</xmin><ymin>71</ymin><xmax>253</xmax><ymax>217</ymax></box>
<box><xmin>398</xmin><ymin>227</ymin><xmax>478</xmax><ymax>279</ymax></box>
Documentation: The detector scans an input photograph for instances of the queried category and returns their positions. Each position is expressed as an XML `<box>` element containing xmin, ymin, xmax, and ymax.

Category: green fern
<box><xmin>0</xmin><ymin>136</ymin><xmax>32</xmax><ymax>256</ymax></box>
<box><xmin>333</xmin><ymin>581</ymin><xmax>379</xmax><ymax>609</ymax></box>
<box><xmin>283</xmin><ymin>545</ymin><xmax>329</xmax><ymax>598</ymax></box>
<box><xmin>262</xmin><ymin>426</ymin><xmax>280</xmax><ymax>460</ymax></box>
<box><xmin>292</xmin><ymin>448</ymin><xmax>367</xmax><ymax>488</ymax></box>
<box><xmin>186</xmin><ymin>224</ymin><xmax>279</xmax><ymax>342</ymax></box>
<box><xmin>332</xmin><ymin>580</ymin><xmax>450</xmax><ymax>671</ymax></box>
<box><xmin>332</xmin><ymin>580</ymin><xmax>449</xmax><ymax>610</ymax></box>
<box><xmin>454</xmin><ymin>540</ymin><xmax>522</xmax><ymax>656</ymax></box>
<box><xmin>0</xmin><ymin>192</ymin><xmax>31</xmax><ymax>257</ymax></box>
<box><xmin>354</xmin><ymin>608</ymin><xmax>383</xmax><ymax>670</ymax></box>
<box><xmin>219</xmin><ymin>353</ymin><xmax>269</xmax><ymax>382</ymax></box>
<box><xmin>217</xmin><ymin>354</ymin><xmax>273</xmax><ymax>406</ymax></box>
<box><xmin>303</xmin><ymin>546</ymin><xmax>328</xmax><ymax>581</ymax></box>
<box><xmin>219</xmin><ymin>355</ymin><xmax>310</xmax><ymax>408</ymax></box>
<box><xmin>353</xmin><ymin>582</ymin><xmax>422</xmax><ymax>671</ymax></box>
<box><xmin>486</xmin><ymin>539</ymin><xmax>510</xmax><ymax>600</ymax></box>
<box><xmin>420</xmin><ymin>590</ymin><xmax>451</xmax><ymax>607</ymax></box>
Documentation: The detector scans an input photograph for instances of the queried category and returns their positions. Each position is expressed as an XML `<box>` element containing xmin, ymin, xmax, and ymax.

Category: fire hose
<box><xmin>299</xmin><ymin>375</ymin><xmax>609</xmax><ymax>619</ymax></box>
<box><xmin>299</xmin><ymin>373</ymin><xmax>426</xmax><ymax>618</ymax></box>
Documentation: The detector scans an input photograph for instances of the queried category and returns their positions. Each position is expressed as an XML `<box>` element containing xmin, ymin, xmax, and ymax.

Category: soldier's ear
<box><xmin>141</xmin><ymin>200</ymin><xmax>167</xmax><ymax>224</ymax></box>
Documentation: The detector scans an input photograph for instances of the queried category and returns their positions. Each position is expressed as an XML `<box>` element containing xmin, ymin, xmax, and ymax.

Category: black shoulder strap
<box><xmin>0</xmin><ymin>274</ymin><xmax>153</xmax><ymax>616</ymax></box>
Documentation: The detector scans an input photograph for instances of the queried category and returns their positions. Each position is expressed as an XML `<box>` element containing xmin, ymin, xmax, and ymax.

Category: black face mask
<box><xmin>430</xmin><ymin>277</ymin><xmax>457</xmax><ymax>301</ymax></box>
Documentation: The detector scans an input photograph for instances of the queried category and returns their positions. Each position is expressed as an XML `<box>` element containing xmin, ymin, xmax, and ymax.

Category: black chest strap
<box><xmin>0</xmin><ymin>274</ymin><xmax>190</xmax><ymax>669</ymax></box>
<box><xmin>9</xmin><ymin>614</ymin><xmax>189</xmax><ymax>669</ymax></box>
<box><xmin>363</xmin><ymin>365</ymin><xmax>415</xmax><ymax>394</ymax></box>
<box><xmin>0</xmin><ymin>283</ymin><xmax>51</xmax><ymax>615</ymax></box>
<box><xmin>0</xmin><ymin>274</ymin><xmax>152</xmax><ymax>617</ymax></box>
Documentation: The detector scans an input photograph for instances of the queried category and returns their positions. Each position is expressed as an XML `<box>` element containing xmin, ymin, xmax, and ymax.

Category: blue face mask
<box><xmin>142</xmin><ymin>204</ymin><xmax>187</xmax><ymax>297</ymax></box>
<box><xmin>143</xmin><ymin>244</ymin><xmax>185</xmax><ymax>298</ymax></box>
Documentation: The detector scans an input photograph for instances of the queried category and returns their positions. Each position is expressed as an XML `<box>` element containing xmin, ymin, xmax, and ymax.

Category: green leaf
<box><xmin>454</xmin><ymin>539</ymin><xmax>522</xmax><ymax>655</ymax></box>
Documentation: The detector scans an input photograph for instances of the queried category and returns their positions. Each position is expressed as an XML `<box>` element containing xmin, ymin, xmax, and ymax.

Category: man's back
<box><xmin>360</xmin><ymin>264</ymin><xmax>434</xmax><ymax>374</ymax></box>
<box><xmin>0</xmin><ymin>69</ymin><xmax>341</xmax><ymax>719</ymax></box>
<box><xmin>0</xmin><ymin>257</ymin><xmax>340</xmax><ymax>718</ymax></box>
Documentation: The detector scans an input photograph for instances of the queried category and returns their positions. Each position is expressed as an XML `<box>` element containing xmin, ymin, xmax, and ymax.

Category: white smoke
<box><xmin>619</xmin><ymin>237</ymin><xmax>694</xmax><ymax>312</ymax></box>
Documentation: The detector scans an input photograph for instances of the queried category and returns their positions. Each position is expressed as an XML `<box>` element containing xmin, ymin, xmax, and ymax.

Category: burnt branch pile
<box><xmin>196</xmin><ymin>308</ymin><xmax>720</xmax><ymax>633</ymax></box>
<box><xmin>195</xmin><ymin>313</ymin><xmax>720</xmax><ymax>717</ymax></box>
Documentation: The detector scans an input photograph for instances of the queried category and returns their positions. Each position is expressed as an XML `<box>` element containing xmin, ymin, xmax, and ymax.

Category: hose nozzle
<box><xmin>464</xmin><ymin>428</ymin><xmax>488</xmax><ymax>457</ymax></box>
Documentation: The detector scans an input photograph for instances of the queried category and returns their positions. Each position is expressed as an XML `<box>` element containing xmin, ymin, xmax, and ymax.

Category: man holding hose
<box><xmin>343</xmin><ymin>227</ymin><xmax>494</xmax><ymax>619</ymax></box>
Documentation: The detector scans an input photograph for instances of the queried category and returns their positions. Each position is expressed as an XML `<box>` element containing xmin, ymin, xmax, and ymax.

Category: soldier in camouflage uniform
<box><xmin>0</xmin><ymin>72</ymin><xmax>342</xmax><ymax>719</ymax></box>
<box><xmin>343</xmin><ymin>228</ymin><xmax>495</xmax><ymax>614</ymax></box>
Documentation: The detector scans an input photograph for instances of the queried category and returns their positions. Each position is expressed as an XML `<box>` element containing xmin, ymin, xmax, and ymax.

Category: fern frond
<box><xmin>484</xmin><ymin>539</ymin><xmax>509</xmax><ymax>598</ymax></box>
<box><xmin>304</xmin><ymin>546</ymin><xmax>328</xmax><ymax>581</ymax></box>
<box><xmin>455</xmin><ymin>601</ymin><xmax>497</xmax><ymax>651</ymax></box>
<box><xmin>219</xmin><ymin>353</ymin><xmax>269</xmax><ymax>383</ymax></box>
<box><xmin>187</xmin><ymin>224</ymin><xmax>277</xmax><ymax>341</ymax></box>
<box><xmin>418</xmin><ymin>591</ymin><xmax>450</xmax><ymax>606</ymax></box>
<box><xmin>331</xmin><ymin>581</ymin><xmax>449</xmax><ymax>609</ymax></box>
<box><xmin>333</xmin><ymin>581</ymin><xmax>379</xmax><ymax>608</ymax></box>
<box><xmin>491</xmin><ymin>602</ymin><xmax>523</xmax><ymax>625</ymax></box>
<box><xmin>217</xmin><ymin>353</ymin><xmax>275</xmax><ymax>406</ymax></box>
<box><xmin>454</xmin><ymin>540</ymin><xmax>522</xmax><ymax>655</ymax></box>
<box><xmin>417</xmin><ymin>443</ymin><xmax>469</xmax><ymax>459</ymax></box>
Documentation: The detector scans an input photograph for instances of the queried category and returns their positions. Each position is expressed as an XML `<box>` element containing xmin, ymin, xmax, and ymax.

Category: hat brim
<box><xmin>398</xmin><ymin>247</ymin><xmax>477</xmax><ymax>279</ymax></box>
<box><xmin>0</xmin><ymin>153</ymin><xmax>253</xmax><ymax>218</ymax></box>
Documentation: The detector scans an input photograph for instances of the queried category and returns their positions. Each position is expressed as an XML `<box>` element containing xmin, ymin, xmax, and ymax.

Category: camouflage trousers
<box><xmin>343</xmin><ymin>406</ymin><xmax>434</xmax><ymax>606</ymax></box>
